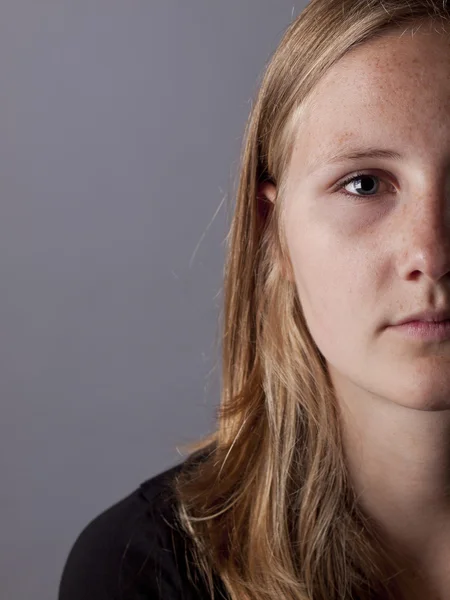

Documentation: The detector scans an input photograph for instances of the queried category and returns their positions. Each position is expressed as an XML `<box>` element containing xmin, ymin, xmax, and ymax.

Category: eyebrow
<box><xmin>307</xmin><ymin>147</ymin><xmax>403</xmax><ymax>176</ymax></box>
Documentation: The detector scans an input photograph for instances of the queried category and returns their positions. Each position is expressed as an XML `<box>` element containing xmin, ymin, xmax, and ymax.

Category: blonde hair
<box><xmin>171</xmin><ymin>2</ymin><xmax>450</xmax><ymax>599</ymax></box>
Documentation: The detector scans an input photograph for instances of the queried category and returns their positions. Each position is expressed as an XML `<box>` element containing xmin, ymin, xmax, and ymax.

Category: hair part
<box><xmin>171</xmin><ymin>2</ymin><xmax>450</xmax><ymax>599</ymax></box>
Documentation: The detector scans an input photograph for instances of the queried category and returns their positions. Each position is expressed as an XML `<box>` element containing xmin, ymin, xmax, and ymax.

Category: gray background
<box><xmin>0</xmin><ymin>2</ymin><xmax>305</xmax><ymax>598</ymax></box>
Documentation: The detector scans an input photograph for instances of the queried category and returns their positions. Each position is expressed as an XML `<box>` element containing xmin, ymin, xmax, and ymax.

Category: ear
<box><xmin>256</xmin><ymin>181</ymin><xmax>277</xmax><ymax>222</ymax></box>
<box><xmin>256</xmin><ymin>181</ymin><xmax>294</xmax><ymax>283</ymax></box>
<box><xmin>257</xmin><ymin>181</ymin><xmax>277</xmax><ymax>204</ymax></box>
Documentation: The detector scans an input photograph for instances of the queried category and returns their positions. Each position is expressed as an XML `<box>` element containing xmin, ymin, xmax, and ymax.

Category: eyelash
<box><xmin>335</xmin><ymin>171</ymin><xmax>393</xmax><ymax>199</ymax></box>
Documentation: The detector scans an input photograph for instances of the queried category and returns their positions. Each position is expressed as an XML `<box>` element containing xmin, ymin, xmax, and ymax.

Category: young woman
<box><xmin>58</xmin><ymin>1</ymin><xmax>450</xmax><ymax>599</ymax></box>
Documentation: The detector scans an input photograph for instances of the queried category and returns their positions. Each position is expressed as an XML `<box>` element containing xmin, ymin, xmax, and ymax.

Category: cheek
<box><xmin>287</xmin><ymin>229</ymin><xmax>365</xmax><ymax>357</ymax></box>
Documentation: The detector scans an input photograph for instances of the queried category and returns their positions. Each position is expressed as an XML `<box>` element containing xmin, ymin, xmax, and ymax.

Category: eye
<box><xmin>334</xmin><ymin>171</ymin><xmax>394</xmax><ymax>200</ymax></box>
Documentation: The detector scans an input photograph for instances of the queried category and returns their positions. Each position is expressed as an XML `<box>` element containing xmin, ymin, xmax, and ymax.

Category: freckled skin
<box><xmin>260</xmin><ymin>23</ymin><xmax>450</xmax><ymax>594</ymax></box>
<box><xmin>283</xmin><ymin>29</ymin><xmax>450</xmax><ymax>413</ymax></box>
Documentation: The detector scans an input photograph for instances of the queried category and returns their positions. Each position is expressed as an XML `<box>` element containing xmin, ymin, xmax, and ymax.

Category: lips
<box><xmin>390</xmin><ymin>319</ymin><xmax>450</xmax><ymax>342</ymax></box>
<box><xmin>394</xmin><ymin>309</ymin><xmax>450</xmax><ymax>326</ymax></box>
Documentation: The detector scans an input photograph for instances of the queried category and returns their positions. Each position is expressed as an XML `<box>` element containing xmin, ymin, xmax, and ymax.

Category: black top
<box><xmin>58</xmin><ymin>449</ymin><xmax>229</xmax><ymax>600</ymax></box>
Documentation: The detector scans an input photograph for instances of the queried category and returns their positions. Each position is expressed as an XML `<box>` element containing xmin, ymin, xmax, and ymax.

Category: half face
<box><xmin>267</xmin><ymin>25</ymin><xmax>450</xmax><ymax>412</ymax></box>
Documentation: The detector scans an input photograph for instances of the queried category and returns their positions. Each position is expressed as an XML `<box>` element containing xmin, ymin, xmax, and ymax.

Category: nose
<box><xmin>396</xmin><ymin>189</ymin><xmax>450</xmax><ymax>282</ymax></box>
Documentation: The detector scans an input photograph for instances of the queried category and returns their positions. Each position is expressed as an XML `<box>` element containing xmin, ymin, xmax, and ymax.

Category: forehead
<box><xmin>289</xmin><ymin>29</ymin><xmax>450</xmax><ymax>179</ymax></box>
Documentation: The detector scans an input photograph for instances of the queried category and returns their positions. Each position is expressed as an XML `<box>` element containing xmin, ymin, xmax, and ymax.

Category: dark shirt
<box><xmin>58</xmin><ymin>450</ymin><xmax>229</xmax><ymax>600</ymax></box>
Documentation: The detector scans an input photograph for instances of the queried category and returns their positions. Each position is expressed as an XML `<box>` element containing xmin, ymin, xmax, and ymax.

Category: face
<box><xmin>263</xmin><ymin>25</ymin><xmax>450</xmax><ymax>413</ymax></box>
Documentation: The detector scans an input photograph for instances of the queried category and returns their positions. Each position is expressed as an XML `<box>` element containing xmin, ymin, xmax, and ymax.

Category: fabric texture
<box><xmin>58</xmin><ymin>448</ymin><xmax>229</xmax><ymax>600</ymax></box>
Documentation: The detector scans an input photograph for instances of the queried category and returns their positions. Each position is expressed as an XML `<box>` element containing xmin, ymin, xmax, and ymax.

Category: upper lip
<box><xmin>394</xmin><ymin>309</ymin><xmax>450</xmax><ymax>326</ymax></box>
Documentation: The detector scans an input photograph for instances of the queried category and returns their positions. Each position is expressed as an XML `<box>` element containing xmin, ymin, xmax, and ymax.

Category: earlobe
<box><xmin>256</xmin><ymin>181</ymin><xmax>277</xmax><ymax>222</ymax></box>
<box><xmin>256</xmin><ymin>182</ymin><xmax>294</xmax><ymax>283</ymax></box>
<box><xmin>257</xmin><ymin>182</ymin><xmax>277</xmax><ymax>204</ymax></box>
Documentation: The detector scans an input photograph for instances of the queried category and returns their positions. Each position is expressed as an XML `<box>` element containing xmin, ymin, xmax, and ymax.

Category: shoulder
<box><xmin>58</xmin><ymin>452</ymin><xmax>215</xmax><ymax>600</ymax></box>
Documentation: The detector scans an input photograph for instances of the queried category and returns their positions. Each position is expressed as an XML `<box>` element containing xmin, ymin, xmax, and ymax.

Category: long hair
<box><xmin>171</xmin><ymin>2</ymin><xmax>450</xmax><ymax>599</ymax></box>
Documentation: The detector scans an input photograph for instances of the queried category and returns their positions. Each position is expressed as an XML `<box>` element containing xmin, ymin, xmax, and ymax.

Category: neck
<box><xmin>337</xmin><ymin>386</ymin><xmax>450</xmax><ymax>560</ymax></box>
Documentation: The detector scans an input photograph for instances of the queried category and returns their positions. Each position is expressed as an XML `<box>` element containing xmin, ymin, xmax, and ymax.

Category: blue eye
<box><xmin>335</xmin><ymin>171</ymin><xmax>391</xmax><ymax>199</ymax></box>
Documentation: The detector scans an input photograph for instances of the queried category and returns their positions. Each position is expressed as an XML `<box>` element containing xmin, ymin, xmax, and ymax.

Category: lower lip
<box><xmin>390</xmin><ymin>319</ymin><xmax>450</xmax><ymax>341</ymax></box>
